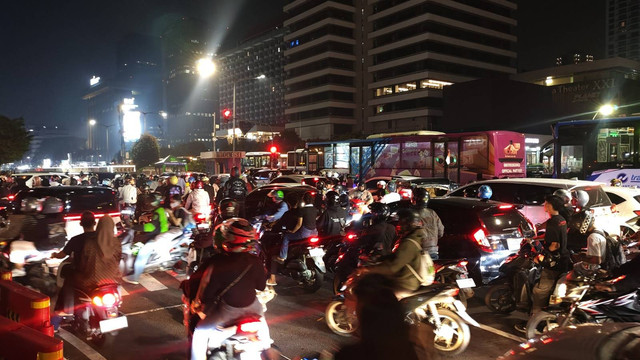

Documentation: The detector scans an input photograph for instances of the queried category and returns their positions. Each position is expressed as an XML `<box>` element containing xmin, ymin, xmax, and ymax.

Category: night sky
<box><xmin>0</xmin><ymin>0</ymin><xmax>604</xmax><ymax>137</ymax></box>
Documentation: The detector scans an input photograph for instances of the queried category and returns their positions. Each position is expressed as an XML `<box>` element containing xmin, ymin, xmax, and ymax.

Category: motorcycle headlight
<box><xmin>557</xmin><ymin>283</ymin><xmax>567</xmax><ymax>298</ymax></box>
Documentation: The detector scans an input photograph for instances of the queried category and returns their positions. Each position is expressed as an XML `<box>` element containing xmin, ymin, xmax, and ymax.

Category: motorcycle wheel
<box><xmin>484</xmin><ymin>284</ymin><xmax>516</xmax><ymax>314</ymax></box>
<box><xmin>325</xmin><ymin>301</ymin><xmax>358</xmax><ymax>336</ymax></box>
<box><xmin>301</xmin><ymin>267</ymin><xmax>323</xmax><ymax>293</ymax></box>
<box><xmin>525</xmin><ymin>311</ymin><xmax>576</xmax><ymax>339</ymax></box>
<box><xmin>430</xmin><ymin>308</ymin><xmax>471</xmax><ymax>356</ymax></box>
<box><xmin>332</xmin><ymin>274</ymin><xmax>346</xmax><ymax>295</ymax></box>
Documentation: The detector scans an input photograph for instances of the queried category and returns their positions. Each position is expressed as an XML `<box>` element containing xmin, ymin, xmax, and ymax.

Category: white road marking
<box><xmin>58</xmin><ymin>328</ymin><xmax>108</xmax><ymax>360</ymax></box>
<box><xmin>125</xmin><ymin>304</ymin><xmax>183</xmax><ymax>317</ymax></box>
<box><xmin>165</xmin><ymin>269</ymin><xmax>187</xmax><ymax>282</ymax></box>
<box><xmin>475</xmin><ymin>322</ymin><xmax>526</xmax><ymax>343</ymax></box>
<box><xmin>138</xmin><ymin>273</ymin><xmax>168</xmax><ymax>291</ymax></box>
<box><xmin>119</xmin><ymin>285</ymin><xmax>129</xmax><ymax>296</ymax></box>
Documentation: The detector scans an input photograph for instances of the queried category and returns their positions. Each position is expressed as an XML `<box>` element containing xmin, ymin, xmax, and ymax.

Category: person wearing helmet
<box><xmin>552</xmin><ymin>189</ymin><xmax>573</xmax><ymax>222</ymax></box>
<box><xmin>119</xmin><ymin>176</ymin><xmax>138</xmax><ymax>212</ymax></box>
<box><xmin>365</xmin><ymin>208</ymin><xmax>432</xmax><ymax>294</ymax></box>
<box><xmin>189</xmin><ymin>218</ymin><xmax>270</xmax><ymax>360</ymax></box>
<box><xmin>349</xmin><ymin>181</ymin><xmax>373</xmax><ymax>206</ymax></box>
<box><xmin>380</xmin><ymin>180</ymin><xmax>402</xmax><ymax>204</ymax></box>
<box><xmin>314</xmin><ymin>181</ymin><xmax>327</xmax><ymax>211</ymax></box>
<box><xmin>201</xmin><ymin>176</ymin><xmax>217</xmax><ymax>205</ymax></box>
<box><xmin>359</xmin><ymin>202</ymin><xmax>396</xmax><ymax>256</ymax></box>
<box><xmin>262</xmin><ymin>190</ymin><xmax>289</xmax><ymax>223</ymax></box>
<box><xmin>165</xmin><ymin>175</ymin><xmax>184</xmax><ymax>207</ymax></box>
<box><xmin>339</xmin><ymin>193</ymin><xmax>350</xmax><ymax>209</ymax></box>
<box><xmin>123</xmin><ymin>193</ymin><xmax>170</xmax><ymax>285</ymax></box>
<box><xmin>168</xmin><ymin>194</ymin><xmax>195</xmax><ymax>230</ymax></box>
<box><xmin>477</xmin><ymin>184</ymin><xmax>493</xmax><ymax>200</ymax></box>
<box><xmin>531</xmin><ymin>195</ymin><xmax>570</xmax><ymax>314</ymax></box>
<box><xmin>412</xmin><ymin>188</ymin><xmax>444</xmax><ymax>260</ymax></box>
<box><xmin>216</xmin><ymin>167</ymin><xmax>248</xmax><ymax>217</ymax></box>
<box><xmin>217</xmin><ymin>198</ymin><xmax>240</xmax><ymax>224</ymax></box>
<box><xmin>317</xmin><ymin>191</ymin><xmax>347</xmax><ymax>237</ymax></box>
<box><xmin>139</xmin><ymin>183</ymin><xmax>151</xmax><ymax>195</ymax></box>
<box><xmin>567</xmin><ymin>189</ymin><xmax>590</xmax><ymax>253</ymax></box>
<box><xmin>373</xmin><ymin>180</ymin><xmax>388</xmax><ymax>201</ymax></box>
<box><xmin>185</xmin><ymin>180</ymin><xmax>211</xmax><ymax>218</ymax></box>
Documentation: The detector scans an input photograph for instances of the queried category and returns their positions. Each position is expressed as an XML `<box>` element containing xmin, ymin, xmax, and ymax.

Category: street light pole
<box><xmin>212</xmin><ymin>113</ymin><xmax>217</xmax><ymax>151</ymax></box>
<box><xmin>232</xmin><ymin>82</ymin><xmax>237</xmax><ymax>162</ymax></box>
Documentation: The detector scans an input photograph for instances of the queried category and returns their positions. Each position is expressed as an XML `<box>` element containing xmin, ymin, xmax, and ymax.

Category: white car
<box><xmin>448</xmin><ymin>178</ymin><xmax>622</xmax><ymax>235</ymax></box>
<box><xmin>603</xmin><ymin>185</ymin><xmax>640</xmax><ymax>236</ymax></box>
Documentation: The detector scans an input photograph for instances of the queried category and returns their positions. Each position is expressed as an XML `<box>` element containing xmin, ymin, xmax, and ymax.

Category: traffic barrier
<box><xmin>0</xmin><ymin>280</ymin><xmax>53</xmax><ymax>336</ymax></box>
<box><xmin>0</xmin><ymin>315</ymin><xmax>63</xmax><ymax>360</ymax></box>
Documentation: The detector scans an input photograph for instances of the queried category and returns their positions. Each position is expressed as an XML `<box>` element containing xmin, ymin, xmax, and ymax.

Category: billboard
<box><xmin>121</xmin><ymin>98</ymin><xmax>141</xmax><ymax>142</ymax></box>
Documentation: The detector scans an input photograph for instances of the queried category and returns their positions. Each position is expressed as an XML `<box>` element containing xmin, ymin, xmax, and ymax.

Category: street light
<box><xmin>593</xmin><ymin>104</ymin><xmax>618</xmax><ymax>119</ymax></box>
<box><xmin>88</xmin><ymin>119</ymin><xmax>96</xmax><ymax>150</ymax></box>
<box><xmin>196</xmin><ymin>58</ymin><xmax>216</xmax><ymax>78</ymax></box>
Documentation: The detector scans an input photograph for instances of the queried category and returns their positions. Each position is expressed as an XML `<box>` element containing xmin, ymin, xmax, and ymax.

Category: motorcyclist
<box><xmin>359</xmin><ymin>202</ymin><xmax>396</xmax><ymax>256</ymax></box>
<box><xmin>9</xmin><ymin>197</ymin><xmax>66</xmax><ymax>276</ymax></box>
<box><xmin>552</xmin><ymin>189</ymin><xmax>573</xmax><ymax>223</ymax></box>
<box><xmin>261</xmin><ymin>190</ymin><xmax>289</xmax><ymax>223</ymax></box>
<box><xmin>75</xmin><ymin>215</ymin><xmax>121</xmax><ymax>294</ymax></box>
<box><xmin>185</xmin><ymin>180</ymin><xmax>211</xmax><ymax>218</ymax></box>
<box><xmin>168</xmin><ymin>194</ymin><xmax>195</xmax><ymax>231</ymax></box>
<box><xmin>201</xmin><ymin>176</ymin><xmax>217</xmax><ymax>205</ymax></box>
<box><xmin>314</xmin><ymin>181</ymin><xmax>327</xmax><ymax>211</ymax></box>
<box><xmin>373</xmin><ymin>180</ymin><xmax>388</xmax><ymax>200</ymax></box>
<box><xmin>317</xmin><ymin>191</ymin><xmax>347</xmax><ymax>237</ymax></box>
<box><xmin>189</xmin><ymin>218</ymin><xmax>271</xmax><ymax>360</ymax></box>
<box><xmin>349</xmin><ymin>182</ymin><xmax>373</xmax><ymax>206</ymax></box>
<box><xmin>567</xmin><ymin>190</ymin><xmax>590</xmax><ymax>253</ymax></box>
<box><xmin>123</xmin><ymin>194</ymin><xmax>170</xmax><ymax>285</ymax></box>
<box><xmin>380</xmin><ymin>180</ymin><xmax>402</xmax><ymax>204</ymax></box>
<box><xmin>216</xmin><ymin>167</ymin><xmax>248</xmax><ymax>217</ymax></box>
<box><xmin>165</xmin><ymin>175</ymin><xmax>183</xmax><ymax>207</ymax></box>
<box><xmin>119</xmin><ymin>177</ymin><xmax>138</xmax><ymax>213</ymax></box>
<box><xmin>51</xmin><ymin>211</ymin><xmax>96</xmax><ymax>319</ymax></box>
<box><xmin>412</xmin><ymin>188</ymin><xmax>444</xmax><ymax>260</ymax></box>
<box><xmin>365</xmin><ymin>208</ymin><xmax>431</xmax><ymax>296</ymax></box>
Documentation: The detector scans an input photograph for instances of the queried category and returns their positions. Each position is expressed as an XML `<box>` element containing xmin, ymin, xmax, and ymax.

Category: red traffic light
<box><xmin>269</xmin><ymin>146</ymin><xmax>278</xmax><ymax>154</ymax></box>
<box><xmin>222</xmin><ymin>108</ymin><xmax>232</xmax><ymax>119</ymax></box>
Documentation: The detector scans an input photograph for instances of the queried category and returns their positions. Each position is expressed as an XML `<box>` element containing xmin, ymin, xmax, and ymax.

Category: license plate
<box><xmin>197</xmin><ymin>224</ymin><xmax>210</xmax><ymax>230</ymax></box>
<box><xmin>456</xmin><ymin>278</ymin><xmax>476</xmax><ymax>288</ymax></box>
<box><xmin>506</xmin><ymin>238</ymin><xmax>521</xmax><ymax>251</ymax></box>
<box><xmin>308</xmin><ymin>247</ymin><xmax>325</xmax><ymax>257</ymax></box>
<box><xmin>99</xmin><ymin>316</ymin><xmax>128</xmax><ymax>333</ymax></box>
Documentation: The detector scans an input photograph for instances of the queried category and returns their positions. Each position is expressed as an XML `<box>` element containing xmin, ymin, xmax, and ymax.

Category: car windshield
<box><xmin>16</xmin><ymin>188</ymin><xmax>118</xmax><ymax>214</ymax></box>
<box><xmin>480</xmin><ymin>207</ymin><xmax>532</xmax><ymax>235</ymax></box>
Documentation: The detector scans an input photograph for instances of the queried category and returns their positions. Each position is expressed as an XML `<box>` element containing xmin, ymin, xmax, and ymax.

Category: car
<box><xmin>398</xmin><ymin>177</ymin><xmax>459</xmax><ymax>199</ymax></box>
<box><xmin>251</xmin><ymin>169</ymin><xmax>294</xmax><ymax>187</ymax></box>
<box><xmin>12</xmin><ymin>186</ymin><xmax>121</xmax><ymax>240</ymax></box>
<box><xmin>245</xmin><ymin>184</ymin><xmax>317</xmax><ymax>219</ymax></box>
<box><xmin>427</xmin><ymin>197</ymin><xmax>535</xmax><ymax>284</ymax></box>
<box><xmin>269</xmin><ymin>175</ymin><xmax>328</xmax><ymax>187</ymax></box>
<box><xmin>526</xmin><ymin>163</ymin><xmax>551</xmax><ymax>178</ymax></box>
<box><xmin>448</xmin><ymin>178</ymin><xmax>619</xmax><ymax>235</ymax></box>
<box><xmin>12</xmin><ymin>173</ymin><xmax>69</xmax><ymax>188</ymax></box>
<box><xmin>604</xmin><ymin>185</ymin><xmax>640</xmax><ymax>236</ymax></box>
<box><xmin>498</xmin><ymin>322</ymin><xmax>640</xmax><ymax>359</ymax></box>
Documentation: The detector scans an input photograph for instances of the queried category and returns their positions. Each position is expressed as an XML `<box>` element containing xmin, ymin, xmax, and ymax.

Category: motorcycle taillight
<box><xmin>237</xmin><ymin>320</ymin><xmax>261</xmax><ymax>334</ymax></box>
<box><xmin>92</xmin><ymin>292</ymin><xmax>119</xmax><ymax>307</ymax></box>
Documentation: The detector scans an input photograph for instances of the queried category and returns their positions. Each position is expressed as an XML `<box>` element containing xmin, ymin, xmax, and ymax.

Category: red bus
<box><xmin>306</xmin><ymin>130</ymin><xmax>525</xmax><ymax>184</ymax></box>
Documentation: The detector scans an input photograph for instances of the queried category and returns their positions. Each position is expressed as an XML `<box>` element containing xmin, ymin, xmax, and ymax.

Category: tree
<box><xmin>0</xmin><ymin>115</ymin><xmax>32</xmax><ymax>165</ymax></box>
<box><xmin>130</xmin><ymin>134</ymin><xmax>160</xmax><ymax>169</ymax></box>
<box><xmin>273</xmin><ymin>129</ymin><xmax>304</xmax><ymax>152</ymax></box>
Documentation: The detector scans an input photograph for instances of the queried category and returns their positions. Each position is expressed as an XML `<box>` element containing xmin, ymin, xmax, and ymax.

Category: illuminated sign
<box><xmin>90</xmin><ymin>76</ymin><xmax>101</xmax><ymax>86</ymax></box>
<box><xmin>121</xmin><ymin>98</ymin><xmax>141</xmax><ymax>142</ymax></box>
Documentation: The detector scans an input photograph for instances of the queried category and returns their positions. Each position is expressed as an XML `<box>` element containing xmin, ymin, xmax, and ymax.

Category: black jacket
<box><xmin>317</xmin><ymin>206</ymin><xmax>347</xmax><ymax>236</ymax></box>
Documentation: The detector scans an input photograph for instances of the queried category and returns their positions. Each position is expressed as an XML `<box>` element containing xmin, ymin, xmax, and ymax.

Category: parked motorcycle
<box><xmin>484</xmin><ymin>238</ymin><xmax>542</xmax><ymax>314</ymax></box>
<box><xmin>120</xmin><ymin>227</ymin><xmax>191</xmax><ymax>277</ymax></box>
<box><xmin>325</xmin><ymin>272</ymin><xmax>477</xmax><ymax>356</ymax></box>
<box><xmin>525</xmin><ymin>268</ymin><xmax>640</xmax><ymax>339</ymax></box>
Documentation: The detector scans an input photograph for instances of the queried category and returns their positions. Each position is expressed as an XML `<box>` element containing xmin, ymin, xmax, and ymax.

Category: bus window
<box><xmin>350</xmin><ymin>147</ymin><xmax>360</xmax><ymax>176</ymax></box>
<box><xmin>561</xmin><ymin>145</ymin><xmax>583</xmax><ymax>178</ymax></box>
<box><xmin>335</xmin><ymin>143</ymin><xmax>349</xmax><ymax>168</ymax></box>
<box><xmin>374</xmin><ymin>144</ymin><xmax>400</xmax><ymax>169</ymax></box>
<box><xmin>448</xmin><ymin>142</ymin><xmax>459</xmax><ymax>183</ymax></box>
<box><xmin>401</xmin><ymin>142</ymin><xmax>431</xmax><ymax>169</ymax></box>
<box><xmin>460</xmin><ymin>135</ymin><xmax>488</xmax><ymax>170</ymax></box>
<box><xmin>596</xmin><ymin>127</ymin><xmax>634</xmax><ymax>164</ymax></box>
<box><xmin>324</xmin><ymin>146</ymin><xmax>334</xmax><ymax>168</ymax></box>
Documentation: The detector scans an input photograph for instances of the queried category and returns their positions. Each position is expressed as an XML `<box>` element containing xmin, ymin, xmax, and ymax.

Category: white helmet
<box><xmin>377</xmin><ymin>180</ymin><xmax>387</xmax><ymax>188</ymax></box>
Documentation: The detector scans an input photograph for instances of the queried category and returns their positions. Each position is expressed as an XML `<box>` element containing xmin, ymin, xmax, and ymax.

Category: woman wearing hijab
<box><xmin>75</xmin><ymin>216</ymin><xmax>122</xmax><ymax>292</ymax></box>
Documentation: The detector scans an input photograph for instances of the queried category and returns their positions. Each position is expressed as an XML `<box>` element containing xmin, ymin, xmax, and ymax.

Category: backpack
<box><xmin>405</xmin><ymin>238</ymin><xmax>435</xmax><ymax>286</ymax></box>
<box><xmin>226</xmin><ymin>178</ymin><xmax>247</xmax><ymax>199</ymax></box>
<box><xmin>592</xmin><ymin>230</ymin><xmax>626</xmax><ymax>270</ymax></box>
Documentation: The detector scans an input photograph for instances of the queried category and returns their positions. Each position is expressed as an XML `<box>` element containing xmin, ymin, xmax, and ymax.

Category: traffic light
<box><xmin>221</xmin><ymin>108</ymin><xmax>232</xmax><ymax>122</ymax></box>
<box><xmin>270</xmin><ymin>145</ymin><xmax>278</xmax><ymax>154</ymax></box>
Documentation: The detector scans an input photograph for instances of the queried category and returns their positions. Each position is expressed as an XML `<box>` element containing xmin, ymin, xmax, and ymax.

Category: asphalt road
<box><xmin>56</xmin><ymin>271</ymin><xmax>529</xmax><ymax>360</ymax></box>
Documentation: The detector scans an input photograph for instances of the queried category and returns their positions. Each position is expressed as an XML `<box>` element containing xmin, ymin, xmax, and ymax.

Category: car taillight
<box><xmin>457</xmin><ymin>260</ymin><xmax>468</xmax><ymax>267</ymax></box>
<box><xmin>64</xmin><ymin>215</ymin><xmax>83</xmax><ymax>221</ymax></box>
<box><xmin>314</xmin><ymin>177</ymin><xmax>319</xmax><ymax>181</ymax></box>
<box><xmin>7</xmin><ymin>195</ymin><xmax>15</xmax><ymax>201</ymax></box>
<box><xmin>238</xmin><ymin>320</ymin><xmax>261</xmax><ymax>333</ymax></box>
<box><xmin>309</xmin><ymin>237</ymin><xmax>319</xmax><ymax>244</ymax></box>
<box><xmin>65</xmin><ymin>212</ymin><xmax>120</xmax><ymax>221</ymax></box>
<box><xmin>400</xmin><ymin>188</ymin><xmax>412</xmax><ymax>199</ymax></box>
<box><xmin>472</xmin><ymin>228</ymin><xmax>492</xmax><ymax>252</ymax></box>
<box><xmin>346</xmin><ymin>233</ymin><xmax>357</xmax><ymax>241</ymax></box>
<box><xmin>301</xmin><ymin>180</ymin><xmax>306</xmax><ymax>185</ymax></box>
<box><xmin>498</xmin><ymin>204</ymin><xmax>513</xmax><ymax>210</ymax></box>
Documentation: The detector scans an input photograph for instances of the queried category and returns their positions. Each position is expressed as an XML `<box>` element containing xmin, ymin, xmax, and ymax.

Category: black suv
<box><xmin>245</xmin><ymin>184</ymin><xmax>317</xmax><ymax>219</ymax></box>
<box><xmin>428</xmin><ymin>197</ymin><xmax>535</xmax><ymax>284</ymax></box>
<box><xmin>12</xmin><ymin>186</ymin><xmax>121</xmax><ymax>240</ymax></box>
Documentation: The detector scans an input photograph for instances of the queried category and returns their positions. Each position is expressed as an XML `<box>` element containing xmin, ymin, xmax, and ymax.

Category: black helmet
<box><xmin>369</xmin><ymin>202</ymin><xmax>391</xmax><ymax>223</ymax></box>
<box><xmin>553</xmin><ymin>189</ymin><xmax>571</xmax><ymax>204</ymax></box>
<box><xmin>334</xmin><ymin>184</ymin><xmax>344</xmax><ymax>194</ymax></box>
<box><xmin>219</xmin><ymin>198</ymin><xmax>240</xmax><ymax>219</ymax></box>
<box><xmin>325</xmin><ymin>191</ymin><xmax>340</xmax><ymax>207</ymax></box>
<box><xmin>316</xmin><ymin>180</ymin><xmax>326</xmax><ymax>191</ymax></box>
<box><xmin>339</xmin><ymin>193</ymin><xmax>349</xmax><ymax>208</ymax></box>
<box><xmin>387</xmin><ymin>180</ymin><xmax>397</xmax><ymax>193</ymax></box>
<box><xmin>231</xmin><ymin>166</ymin><xmax>240</xmax><ymax>177</ymax></box>
<box><xmin>413</xmin><ymin>187</ymin><xmax>430</xmax><ymax>205</ymax></box>
<box><xmin>397</xmin><ymin>208</ymin><xmax>422</xmax><ymax>232</ymax></box>
<box><xmin>357</xmin><ymin>181</ymin><xmax>365</xmax><ymax>188</ymax></box>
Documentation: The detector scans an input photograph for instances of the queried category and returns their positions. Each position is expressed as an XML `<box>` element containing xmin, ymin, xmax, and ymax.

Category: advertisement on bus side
<box><xmin>588</xmin><ymin>168</ymin><xmax>640</xmax><ymax>186</ymax></box>
<box><xmin>495</xmin><ymin>134</ymin><xmax>525</xmax><ymax>177</ymax></box>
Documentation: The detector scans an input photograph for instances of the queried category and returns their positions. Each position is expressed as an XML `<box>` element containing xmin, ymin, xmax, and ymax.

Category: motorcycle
<box><xmin>325</xmin><ymin>272</ymin><xmax>477</xmax><ymax>356</ymax></box>
<box><xmin>120</xmin><ymin>227</ymin><xmax>192</xmax><ymax>277</ymax></box>
<box><xmin>484</xmin><ymin>238</ymin><xmax>542</xmax><ymax>314</ymax></box>
<box><xmin>254</xmin><ymin>219</ymin><xmax>326</xmax><ymax>293</ymax></box>
<box><xmin>120</xmin><ymin>204</ymin><xmax>135</xmax><ymax>227</ymax></box>
<box><xmin>525</xmin><ymin>267</ymin><xmax>640</xmax><ymax>339</ymax></box>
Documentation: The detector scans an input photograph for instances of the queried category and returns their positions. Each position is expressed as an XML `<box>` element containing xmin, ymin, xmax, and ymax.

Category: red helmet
<box><xmin>193</xmin><ymin>180</ymin><xmax>204</xmax><ymax>189</ymax></box>
<box><xmin>220</xmin><ymin>218</ymin><xmax>256</xmax><ymax>253</ymax></box>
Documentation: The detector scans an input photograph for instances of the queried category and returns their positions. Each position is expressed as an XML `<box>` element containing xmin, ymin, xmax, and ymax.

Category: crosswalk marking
<box><xmin>138</xmin><ymin>273</ymin><xmax>168</xmax><ymax>291</ymax></box>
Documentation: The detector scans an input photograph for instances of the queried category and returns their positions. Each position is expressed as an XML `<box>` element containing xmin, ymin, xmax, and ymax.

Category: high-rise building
<box><xmin>162</xmin><ymin>18</ymin><xmax>216</xmax><ymax>146</ymax></box>
<box><xmin>607</xmin><ymin>0</ymin><xmax>640</xmax><ymax>61</ymax></box>
<box><xmin>366</xmin><ymin>0</ymin><xmax>517</xmax><ymax>133</ymax></box>
<box><xmin>282</xmin><ymin>0</ymin><xmax>518</xmax><ymax>140</ymax></box>
<box><xmin>555</xmin><ymin>52</ymin><xmax>594</xmax><ymax>66</ymax></box>
<box><xmin>283</xmin><ymin>0</ymin><xmax>365</xmax><ymax>140</ymax></box>
<box><xmin>217</xmin><ymin>27</ymin><xmax>286</xmax><ymax>137</ymax></box>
